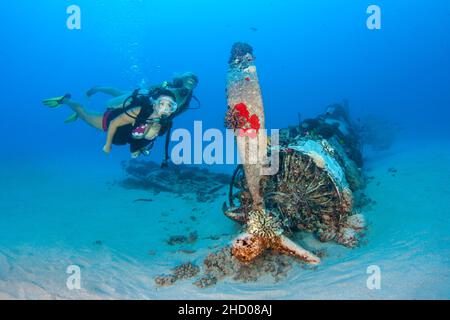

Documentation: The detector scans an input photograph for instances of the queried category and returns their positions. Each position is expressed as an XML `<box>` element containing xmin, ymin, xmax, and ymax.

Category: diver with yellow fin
<box><xmin>42</xmin><ymin>72</ymin><xmax>199</xmax><ymax>160</ymax></box>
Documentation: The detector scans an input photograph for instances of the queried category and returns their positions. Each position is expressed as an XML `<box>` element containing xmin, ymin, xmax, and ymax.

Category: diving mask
<box><xmin>154</xmin><ymin>96</ymin><xmax>178</xmax><ymax>115</ymax></box>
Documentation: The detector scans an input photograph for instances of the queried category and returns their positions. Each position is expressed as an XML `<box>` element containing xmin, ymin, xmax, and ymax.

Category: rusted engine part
<box><xmin>225</xmin><ymin>42</ymin><xmax>320</xmax><ymax>264</ymax></box>
<box><xmin>224</xmin><ymin>138</ymin><xmax>366</xmax><ymax>248</ymax></box>
<box><xmin>286</xmin><ymin>102</ymin><xmax>363</xmax><ymax>167</ymax></box>
<box><xmin>281</xmin><ymin>102</ymin><xmax>366</xmax><ymax>191</ymax></box>
<box><xmin>120</xmin><ymin>160</ymin><xmax>230</xmax><ymax>203</ymax></box>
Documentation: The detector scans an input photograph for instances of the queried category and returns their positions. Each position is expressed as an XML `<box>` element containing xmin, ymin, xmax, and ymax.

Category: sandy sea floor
<box><xmin>0</xmin><ymin>138</ymin><xmax>449</xmax><ymax>299</ymax></box>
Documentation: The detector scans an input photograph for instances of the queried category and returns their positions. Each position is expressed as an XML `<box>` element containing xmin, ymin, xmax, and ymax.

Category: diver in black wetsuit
<box><xmin>87</xmin><ymin>72</ymin><xmax>199</xmax><ymax>164</ymax></box>
<box><xmin>43</xmin><ymin>88</ymin><xmax>179</xmax><ymax>158</ymax></box>
<box><xmin>43</xmin><ymin>72</ymin><xmax>199</xmax><ymax>159</ymax></box>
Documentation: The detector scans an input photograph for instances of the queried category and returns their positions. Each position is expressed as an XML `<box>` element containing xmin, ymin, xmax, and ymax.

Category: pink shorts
<box><xmin>102</xmin><ymin>110</ymin><xmax>113</xmax><ymax>132</ymax></box>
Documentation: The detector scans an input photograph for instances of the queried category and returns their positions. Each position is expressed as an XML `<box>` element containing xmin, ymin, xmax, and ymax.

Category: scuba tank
<box><xmin>162</xmin><ymin>81</ymin><xmax>201</xmax><ymax>112</ymax></box>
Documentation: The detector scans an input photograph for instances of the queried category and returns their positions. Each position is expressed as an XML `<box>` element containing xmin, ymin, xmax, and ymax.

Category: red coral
<box><xmin>234</xmin><ymin>103</ymin><xmax>250</xmax><ymax>118</ymax></box>
<box><xmin>248</xmin><ymin>114</ymin><xmax>260</xmax><ymax>131</ymax></box>
<box><xmin>225</xmin><ymin>102</ymin><xmax>260</xmax><ymax>138</ymax></box>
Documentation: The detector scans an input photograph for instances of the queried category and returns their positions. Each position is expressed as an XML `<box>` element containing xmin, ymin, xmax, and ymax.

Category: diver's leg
<box><xmin>105</xmin><ymin>92</ymin><xmax>133</xmax><ymax>110</ymax></box>
<box><xmin>62</xmin><ymin>98</ymin><xmax>104</xmax><ymax>130</ymax></box>
<box><xmin>86</xmin><ymin>86</ymin><xmax>127</xmax><ymax>98</ymax></box>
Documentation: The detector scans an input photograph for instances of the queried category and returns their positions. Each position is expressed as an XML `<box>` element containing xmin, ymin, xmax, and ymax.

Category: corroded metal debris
<box><xmin>155</xmin><ymin>247</ymin><xmax>298</xmax><ymax>289</ymax></box>
<box><xmin>224</xmin><ymin>102</ymin><xmax>368</xmax><ymax>249</ymax></box>
<box><xmin>223</xmin><ymin>44</ymin><xmax>368</xmax><ymax>261</ymax></box>
<box><xmin>225</xmin><ymin>42</ymin><xmax>321</xmax><ymax>265</ymax></box>
<box><xmin>155</xmin><ymin>262</ymin><xmax>200</xmax><ymax>287</ymax></box>
<box><xmin>120</xmin><ymin>160</ymin><xmax>230</xmax><ymax>202</ymax></box>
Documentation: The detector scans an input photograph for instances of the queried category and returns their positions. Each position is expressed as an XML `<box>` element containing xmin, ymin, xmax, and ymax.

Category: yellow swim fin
<box><xmin>42</xmin><ymin>94</ymin><xmax>71</xmax><ymax>108</ymax></box>
<box><xmin>64</xmin><ymin>113</ymin><xmax>79</xmax><ymax>124</ymax></box>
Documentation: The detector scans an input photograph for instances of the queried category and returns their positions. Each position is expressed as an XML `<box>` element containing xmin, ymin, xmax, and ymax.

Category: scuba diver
<box><xmin>43</xmin><ymin>72</ymin><xmax>199</xmax><ymax>160</ymax></box>
<box><xmin>85</xmin><ymin>72</ymin><xmax>199</xmax><ymax>114</ymax></box>
<box><xmin>43</xmin><ymin>88</ymin><xmax>178</xmax><ymax>158</ymax></box>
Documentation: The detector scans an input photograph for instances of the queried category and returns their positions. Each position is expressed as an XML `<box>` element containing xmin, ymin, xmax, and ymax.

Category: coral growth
<box><xmin>225</xmin><ymin>102</ymin><xmax>261</xmax><ymax>138</ymax></box>
<box><xmin>195</xmin><ymin>247</ymin><xmax>294</xmax><ymax>288</ymax></box>
<box><xmin>155</xmin><ymin>262</ymin><xmax>200</xmax><ymax>287</ymax></box>
<box><xmin>231</xmin><ymin>233</ymin><xmax>267</xmax><ymax>264</ymax></box>
<box><xmin>155</xmin><ymin>248</ymin><xmax>298</xmax><ymax>289</ymax></box>
<box><xmin>223</xmin><ymin>48</ymin><xmax>368</xmax><ymax>266</ymax></box>
<box><xmin>224</xmin><ymin>132</ymin><xmax>368</xmax><ymax>249</ymax></box>
<box><xmin>229</xmin><ymin>42</ymin><xmax>254</xmax><ymax>64</ymax></box>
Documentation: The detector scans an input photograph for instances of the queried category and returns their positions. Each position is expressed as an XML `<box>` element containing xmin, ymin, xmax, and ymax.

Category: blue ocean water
<box><xmin>0</xmin><ymin>0</ymin><xmax>449</xmax><ymax>299</ymax></box>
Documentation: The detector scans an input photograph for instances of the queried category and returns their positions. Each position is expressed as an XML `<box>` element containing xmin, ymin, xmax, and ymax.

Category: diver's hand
<box><xmin>103</xmin><ymin>144</ymin><xmax>112</xmax><ymax>154</ymax></box>
<box><xmin>86</xmin><ymin>87</ymin><xmax>99</xmax><ymax>97</ymax></box>
<box><xmin>131</xmin><ymin>151</ymin><xmax>140</xmax><ymax>159</ymax></box>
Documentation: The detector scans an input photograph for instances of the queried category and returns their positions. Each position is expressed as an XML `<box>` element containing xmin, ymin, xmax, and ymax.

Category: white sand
<box><xmin>0</xmin><ymin>140</ymin><xmax>449</xmax><ymax>299</ymax></box>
